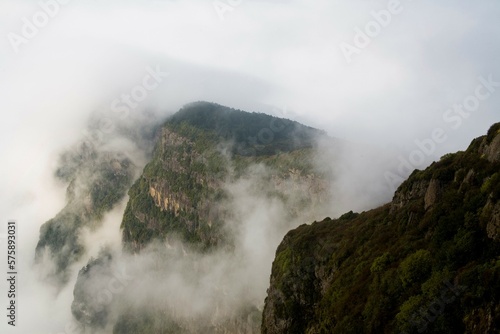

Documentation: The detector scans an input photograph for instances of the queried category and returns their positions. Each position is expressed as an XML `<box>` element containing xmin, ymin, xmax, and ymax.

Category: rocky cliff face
<box><xmin>479</xmin><ymin>123</ymin><xmax>500</xmax><ymax>163</ymax></box>
<box><xmin>262</xmin><ymin>123</ymin><xmax>500</xmax><ymax>334</ymax></box>
<box><xmin>120</xmin><ymin>102</ymin><xmax>329</xmax><ymax>253</ymax></box>
<box><xmin>72</xmin><ymin>102</ymin><xmax>332</xmax><ymax>333</ymax></box>
<box><xmin>120</xmin><ymin>125</ymin><xmax>229</xmax><ymax>252</ymax></box>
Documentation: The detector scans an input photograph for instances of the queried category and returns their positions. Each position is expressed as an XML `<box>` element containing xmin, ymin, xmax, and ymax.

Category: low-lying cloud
<box><xmin>1</xmin><ymin>1</ymin><xmax>499</xmax><ymax>333</ymax></box>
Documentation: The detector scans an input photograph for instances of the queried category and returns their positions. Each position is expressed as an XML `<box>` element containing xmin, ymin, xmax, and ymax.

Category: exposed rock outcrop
<box><xmin>479</xmin><ymin>123</ymin><xmax>500</xmax><ymax>162</ymax></box>
<box><xmin>424</xmin><ymin>179</ymin><xmax>441</xmax><ymax>210</ymax></box>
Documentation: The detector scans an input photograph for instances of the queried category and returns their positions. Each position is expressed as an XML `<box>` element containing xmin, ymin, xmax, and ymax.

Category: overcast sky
<box><xmin>0</xmin><ymin>1</ymin><xmax>499</xmax><ymax>238</ymax></box>
<box><xmin>0</xmin><ymin>1</ymin><xmax>499</xmax><ymax>333</ymax></box>
<box><xmin>1</xmin><ymin>0</ymin><xmax>499</xmax><ymax>152</ymax></box>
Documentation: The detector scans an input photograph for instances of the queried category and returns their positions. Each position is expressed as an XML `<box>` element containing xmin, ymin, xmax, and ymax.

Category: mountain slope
<box><xmin>35</xmin><ymin>143</ymin><xmax>135</xmax><ymax>284</ymax></box>
<box><xmin>72</xmin><ymin>102</ymin><xmax>331</xmax><ymax>333</ymax></box>
<box><xmin>120</xmin><ymin>102</ymin><xmax>327</xmax><ymax>252</ymax></box>
<box><xmin>262</xmin><ymin>123</ymin><xmax>500</xmax><ymax>334</ymax></box>
<box><xmin>34</xmin><ymin>112</ymin><xmax>159</xmax><ymax>285</ymax></box>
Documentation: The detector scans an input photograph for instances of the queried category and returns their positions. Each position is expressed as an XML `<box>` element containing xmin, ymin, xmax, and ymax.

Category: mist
<box><xmin>1</xmin><ymin>0</ymin><xmax>500</xmax><ymax>333</ymax></box>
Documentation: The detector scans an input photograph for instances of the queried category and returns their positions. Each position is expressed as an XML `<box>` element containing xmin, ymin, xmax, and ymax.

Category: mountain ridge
<box><xmin>72</xmin><ymin>102</ymin><xmax>332</xmax><ymax>333</ymax></box>
<box><xmin>262</xmin><ymin>122</ymin><xmax>500</xmax><ymax>334</ymax></box>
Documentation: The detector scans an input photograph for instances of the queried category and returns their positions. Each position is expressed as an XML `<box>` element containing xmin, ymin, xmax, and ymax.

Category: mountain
<box><xmin>262</xmin><ymin>123</ymin><xmax>500</xmax><ymax>333</ymax></box>
<box><xmin>34</xmin><ymin>112</ymin><xmax>158</xmax><ymax>284</ymax></box>
<box><xmin>35</xmin><ymin>143</ymin><xmax>136</xmax><ymax>284</ymax></box>
<box><xmin>71</xmin><ymin>102</ymin><xmax>332</xmax><ymax>333</ymax></box>
<box><xmin>120</xmin><ymin>102</ymin><xmax>327</xmax><ymax>253</ymax></box>
<box><xmin>39</xmin><ymin>101</ymin><xmax>499</xmax><ymax>334</ymax></box>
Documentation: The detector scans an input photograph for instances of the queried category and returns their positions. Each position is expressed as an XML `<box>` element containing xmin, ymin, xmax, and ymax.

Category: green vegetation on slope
<box><xmin>168</xmin><ymin>101</ymin><xmax>324</xmax><ymax>156</ymax></box>
<box><xmin>113</xmin><ymin>102</ymin><xmax>330</xmax><ymax>333</ymax></box>
<box><xmin>35</xmin><ymin>142</ymin><xmax>135</xmax><ymax>284</ymax></box>
<box><xmin>263</xmin><ymin>123</ymin><xmax>500</xmax><ymax>334</ymax></box>
<box><xmin>121</xmin><ymin>102</ymin><xmax>327</xmax><ymax>252</ymax></box>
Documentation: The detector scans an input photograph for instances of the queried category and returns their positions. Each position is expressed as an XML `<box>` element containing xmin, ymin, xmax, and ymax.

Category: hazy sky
<box><xmin>0</xmin><ymin>1</ymin><xmax>499</xmax><ymax>332</ymax></box>
<box><xmin>1</xmin><ymin>1</ymin><xmax>499</xmax><ymax>152</ymax></box>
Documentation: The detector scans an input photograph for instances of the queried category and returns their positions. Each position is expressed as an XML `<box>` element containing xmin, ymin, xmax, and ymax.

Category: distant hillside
<box><xmin>262</xmin><ymin>123</ymin><xmax>500</xmax><ymax>333</ymax></box>
<box><xmin>35</xmin><ymin>144</ymin><xmax>135</xmax><ymax>284</ymax></box>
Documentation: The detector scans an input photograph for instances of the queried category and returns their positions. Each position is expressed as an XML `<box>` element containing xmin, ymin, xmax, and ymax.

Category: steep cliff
<box><xmin>72</xmin><ymin>102</ymin><xmax>332</xmax><ymax>333</ymax></box>
<box><xmin>120</xmin><ymin>102</ymin><xmax>328</xmax><ymax>252</ymax></box>
<box><xmin>262</xmin><ymin>123</ymin><xmax>500</xmax><ymax>334</ymax></box>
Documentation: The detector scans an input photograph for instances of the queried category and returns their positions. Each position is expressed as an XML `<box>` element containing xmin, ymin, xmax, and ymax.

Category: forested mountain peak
<box><xmin>166</xmin><ymin>101</ymin><xmax>325</xmax><ymax>156</ymax></box>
